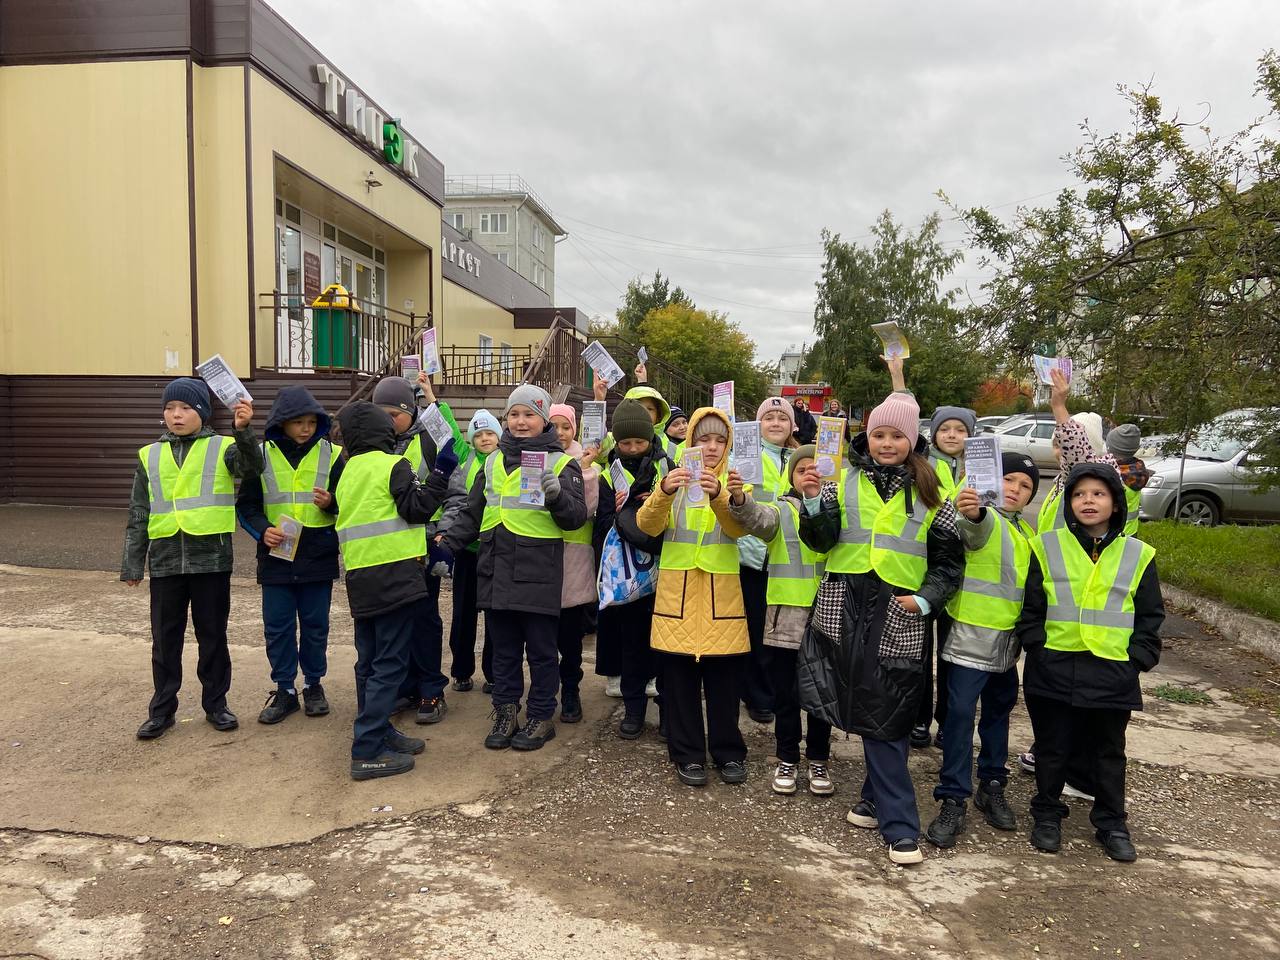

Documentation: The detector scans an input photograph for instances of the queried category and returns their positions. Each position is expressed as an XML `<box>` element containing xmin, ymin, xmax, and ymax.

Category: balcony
<box><xmin>258</xmin><ymin>292</ymin><xmax>428</xmax><ymax>379</ymax></box>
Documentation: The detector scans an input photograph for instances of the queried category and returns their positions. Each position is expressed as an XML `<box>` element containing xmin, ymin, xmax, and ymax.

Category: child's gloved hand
<box><xmin>428</xmin><ymin>539</ymin><xmax>454</xmax><ymax>578</ymax></box>
<box><xmin>540</xmin><ymin>469</ymin><xmax>562</xmax><ymax>503</ymax></box>
<box><xmin>432</xmin><ymin>445</ymin><xmax>459</xmax><ymax>479</ymax></box>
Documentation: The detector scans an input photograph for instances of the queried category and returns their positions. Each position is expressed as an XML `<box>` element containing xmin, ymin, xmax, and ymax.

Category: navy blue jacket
<box><xmin>237</xmin><ymin>386</ymin><xmax>344</xmax><ymax>585</ymax></box>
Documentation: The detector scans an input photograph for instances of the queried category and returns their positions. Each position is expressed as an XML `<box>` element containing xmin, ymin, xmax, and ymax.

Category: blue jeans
<box><xmin>352</xmin><ymin>601</ymin><xmax>416</xmax><ymax>759</ymax></box>
<box><xmin>400</xmin><ymin>571</ymin><xmax>448</xmax><ymax>702</ymax></box>
<box><xmin>861</xmin><ymin>736</ymin><xmax>920</xmax><ymax>844</ymax></box>
<box><xmin>935</xmin><ymin>664</ymin><xmax>1019</xmax><ymax>801</ymax></box>
<box><xmin>261</xmin><ymin>581</ymin><xmax>333</xmax><ymax>690</ymax></box>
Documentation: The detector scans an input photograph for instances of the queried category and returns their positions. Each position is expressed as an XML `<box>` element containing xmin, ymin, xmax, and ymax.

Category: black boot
<box><xmin>975</xmin><ymin>779</ymin><xmax>1017</xmax><ymax>831</ymax></box>
<box><xmin>925</xmin><ymin>798</ymin><xmax>967</xmax><ymax>848</ymax></box>
<box><xmin>511</xmin><ymin>717</ymin><xmax>556</xmax><ymax>751</ymax></box>
<box><xmin>351</xmin><ymin>752</ymin><xmax>414</xmax><ymax>781</ymax></box>
<box><xmin>384</xmin><ymin>726</ymin><xmax>426</xmax><ymax>755</ymax></box>
<box><xmin>206</xmin><ymin>710</ymin><xmax>239</xmax><ymax>731</ymax></box>
<box><xmin>302</xmin><ymin>683</ymin><xmax>330</xmax><ymax>717</ymax></box>
<box><xmin>484</xmin><ymin>703</ymin><xmax>520</xmax><ymax>750</ymax></box>
<box><xmin>1030</xmin><ymin>820</ymin><xmax>1062</xmax><ymax>853</ymax></box>
<box><xmin>258</xmin><ymin>690</ymin><xmax>300</xmax><ymax>725</ymax></box>
<box><xmin>136</xmin><ymin>716</ymin><xmax>174</xmax><ymax>740</ymax></box>
<box><xmin>560</xmin><ymin>691</ymin><xmax>583</xmax><ymax>724</ymax></box>
<box><xmin>909</xmin><ymin>723</ymin><xmax>931</xmax><ymax>749</ymax></box>
<box><xmin>618</xmin><ymin>714</ymin><xmax>644</xmax><ymax>739</ymax></box>
<box><xmin>1096</xmin><ymin>829</ymin><xmax>1137</xmax><ymax>862</ymax></box>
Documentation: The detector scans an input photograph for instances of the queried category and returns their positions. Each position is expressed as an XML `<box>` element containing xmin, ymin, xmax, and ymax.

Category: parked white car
<box><xmin>995</xmin><ymin>417</ymin><xmax>1059</xmax><ymax>469</ymax></box>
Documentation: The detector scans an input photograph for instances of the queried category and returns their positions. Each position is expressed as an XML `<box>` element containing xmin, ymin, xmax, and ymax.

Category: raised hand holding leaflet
<box><xmin>581</xmin><ymin>401</ymin><xmax>607</xmax><ymax>445</ymax></box>
<box><xmin>400</xmin><ymin>354</ymin><xmax>421</xmax><ymax>379</ymax></box>
<box><xmin>519</xmin><ymin>451</ymin><xmax>547</xmax><ymax>505</ymax></box>
<box><xmin>963</xmin><ymin>434</ymin><xmax>1002</xmax><ymax>507</ymax></box>
<box><xmin>608</xmin><ymin>459</ymin><xmax>631</xmax><ymax>498</ymax></box>
<box><xmin>422</xmin><ymin>328</ymin><xmax>442</xmax><ymax>375</ymax></box>
<box><xmin>422</xmin><ymin>404</ymin><xmax>455</xmax><ymax>452</ymax></box>
<box><xmin>682</xmin><ymin>448</ymin><xmax>705</xmax><ymax>504</ymax></box>
<box><xmin>1032</xmin><ymin>354</ymin><xmax>1073</xmax><ymax>386</ymax></box>
<box><xmin>816</xmin><ymin>416</ymin><xmax>845</xmax><ymax>478</ymax></box>
<box><xmin>713</xmin><ymin>381</ymin><xmax>735</xmax><ymax>421</ymax></box>
<box><xmin>870</xmin><ymin>321</ymin><xmax>910</xmax><ymax>360</ymax></box>
<box><xmin>196</xmin><ymin>354</ymin><xmax>253</xmax><ymax>407</ymax></box>
<box><xmin>268</xmin><ymin>516</ymin><xmax>303</xmax><ymax>561</ymax></box>
<box><xmin>733</xmin><ymin>420</ymin><xmax>763</xmax><ymax>484</ymax></box>
<box><xmin>637</xmin><ymin>346</ymin><xmax>648</xmax><ymax>364</ymax></box>
<box><xmin>582</xmin><ymin>340</ymin><xmax>625</xmax><ymax>387</ymax></box>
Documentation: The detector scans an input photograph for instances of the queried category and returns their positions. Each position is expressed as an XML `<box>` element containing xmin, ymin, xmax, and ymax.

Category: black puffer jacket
<box><xmin>795</xmin><ymin>432</ymin><xmax>964</xmax><ymax>741</ymax></box>
<box><xmin>236</xmin><ymin>386</ymin><xmax>344</xmax><ymax>585</ymax></box>
<box><xmin>1017</xmin><ymin>462</ymin><xmax>1164</xmax><ymax>711</ymax></box>
<box><xmin>334</xmin><ymin>402</ymin><xmax>450</xmax><ymax>620</ymax></box>
<box><xmin>593</xmin><ymin>445</ymin><xmax>674</xmax><ymax>555</ymax></box>
<box><xmin>440</xmin><ymin>422</ymin><xmax>587</xmax><ymax>617</ymax></box>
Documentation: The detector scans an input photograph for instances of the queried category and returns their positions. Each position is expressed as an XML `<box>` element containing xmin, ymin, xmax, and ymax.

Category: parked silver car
<box><xmin>995</xmin><ymin>417</ymin><xmax>1060</xmax><ymax>469</ymax></box>
<box><xmin>1138</xmin><ymin>410</ymin><xmax>1280</xmax><ymax>525</ymax></box>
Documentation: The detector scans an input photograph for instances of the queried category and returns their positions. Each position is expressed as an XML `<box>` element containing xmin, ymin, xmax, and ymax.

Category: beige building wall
<box><xmin>0</xmin><ymin>60</ymin><xmax>192</xmax><ymax>375</ymax></box>
<box><xmin>443</xmin><ymin>281</ymin><xmax>543</xmax><ymax>352</ymax></box>
<box><xmin>247</xmin><ymin>71</ymin><xmax>442</xmax><ymax>367</ymax></box>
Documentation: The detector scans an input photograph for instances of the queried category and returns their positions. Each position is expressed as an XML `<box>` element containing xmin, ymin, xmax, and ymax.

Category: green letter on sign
<box><xmin>383</xmin><ymin>121</ymin><xmax>403</xmax><ymax>165</ymax></box>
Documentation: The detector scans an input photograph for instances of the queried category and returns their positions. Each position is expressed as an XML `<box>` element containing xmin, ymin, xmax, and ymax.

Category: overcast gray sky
<box><xmin>271</xmin><ymin>0</ymin><xmax>1280</xmax><ymax>365</ymax></box>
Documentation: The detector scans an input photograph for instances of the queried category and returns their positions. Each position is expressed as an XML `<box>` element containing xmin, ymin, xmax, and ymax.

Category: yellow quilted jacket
<box><xmin>637</xmin><ymin>408</ymin><xmax>754</xmax><ymax>659</ymax></box>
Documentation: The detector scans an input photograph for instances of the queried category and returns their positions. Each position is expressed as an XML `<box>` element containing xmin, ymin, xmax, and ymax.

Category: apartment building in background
<box><xmin>444</xmin><ymin>175</ymin><xmax>566</xmax><ymax>298</ymax></box>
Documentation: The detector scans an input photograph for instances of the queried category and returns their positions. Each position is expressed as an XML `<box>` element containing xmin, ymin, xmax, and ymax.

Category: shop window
<box><xmin>302</xmin><ymin>212</ymin><xmax>321</xmax><ymax>236</ymax></box>
<box><xmin>480</xmin><ymin>213</ymin><xmax>508</xmax><ymax>234</ymax></box>
<box><xmin>374</xmin><ymin>249</ymin><xmax>385</xmax><ymax>265</ymax></box>
<box><xmin>275</xmin><ymin>198</ymin><xmax>283</xmax><ymax>217</ymax></box>
<box><xmin>322</xmin><ymin>244</ymin><xmax>337</xmax><ymax>288</ymax></box>
<box><xmin>284</xmin><ymin>203</ymin><xmax>301</xmax><ymax>226</ymax></box>
<box><xmin>479</xmin><ymin>334</ymin><xmax>493</xmax><ymax>370</ymax></box>
<box><xmin>337</xmin><ymin>229</ymin><xmax>374</xmax><ymax>259</ymax></box>
<box><xmin>323</xmin><ymin>223</ymin><xmax>337</xmax><ymax>241</ymax></box>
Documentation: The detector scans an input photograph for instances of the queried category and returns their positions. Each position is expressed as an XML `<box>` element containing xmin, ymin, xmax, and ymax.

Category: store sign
<box><xmin>445</xmin><ymin>238</ymin><xmax>480</xmax><ymax>278</ymax></box>
<box><xmin>315</xmin><ymin>63</ymin><xmax>420</xmax><ymax>178</ymax></box>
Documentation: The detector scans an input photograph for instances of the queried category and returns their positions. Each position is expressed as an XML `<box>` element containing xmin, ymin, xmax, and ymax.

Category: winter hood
<box><xmin>684</xmin><ymin>407</ymin><xmax>734</xmax><ymax>476</ymax></box>
<box><xmin>1062</xmin><ymin>461</ymin><xmax>1127</xmax><ymax>536</ymax></box>
<box><xmin>335</xmin><ymin>401</ymin><xmax>396</xmax><ymax>456</ymax></box>
<box><xmin>624</xmin><ymin>384</ymin><xmax>672</xmax><ymax>431</ymax></box>
<box><xmin>265</xmin><ymin>385</ymin><xmax>331</xmax><ymax>443</ymax></box>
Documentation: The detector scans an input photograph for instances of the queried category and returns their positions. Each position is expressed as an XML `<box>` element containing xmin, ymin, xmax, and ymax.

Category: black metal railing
<box><xmin>259</xmin><ymin>292</ymin><xmax>428</xmax><ymax>379</ymax></box>
<box><xmin>596</xmin><ymin>335</ymin><xmax>712</xmax><ymax>415</ymax></box>
<box><xmin>438</xmin><ymin>347</ymin><xmax>534</xmax><ymax>387</ymax></box>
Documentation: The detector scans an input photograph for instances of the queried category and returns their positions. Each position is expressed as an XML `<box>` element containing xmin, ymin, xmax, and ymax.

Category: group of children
<box><xmin>122</xmin><ymin>355</ymin><xmax>1162</xmax><ymax>863</ymax></box>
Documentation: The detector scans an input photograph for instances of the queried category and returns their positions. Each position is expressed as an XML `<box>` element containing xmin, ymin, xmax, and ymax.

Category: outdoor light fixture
<box><xmin>364</xmin><ymin>170</ymin><xmax>383</xmax><ymax>192</ymax></box>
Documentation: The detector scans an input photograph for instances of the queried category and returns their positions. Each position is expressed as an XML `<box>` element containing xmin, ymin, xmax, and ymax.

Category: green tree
<box><xmin>811</xmin><ymin>212</ymin><xmax>988</xmax><ymax>418</ymax></box>
<box><xmin>638</xmin><ymin>302</ymin><xmax>773</xmax><ymax>411</ymax></box>
<box><xmin>616</xmin><ymin>271</ymin><xmax>692</xmax><ymax>340</ymax></box>
<box><xmin>951</xmin><ymin>52</ymin><xmax>1280</xmax><ymax>484</ymax></box>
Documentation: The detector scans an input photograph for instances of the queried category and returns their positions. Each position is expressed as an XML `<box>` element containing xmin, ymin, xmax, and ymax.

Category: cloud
<box><xmin>269</xmin><ymin>0</ymin><xmax>1280</xmax><ymax>365</ymax></box>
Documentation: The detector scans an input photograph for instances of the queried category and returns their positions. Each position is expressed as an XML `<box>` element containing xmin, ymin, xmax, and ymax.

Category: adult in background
<box><xmin>792</xmin><ymin>397</ymin><xmax>817</xmax><ymax>444</ymax></box>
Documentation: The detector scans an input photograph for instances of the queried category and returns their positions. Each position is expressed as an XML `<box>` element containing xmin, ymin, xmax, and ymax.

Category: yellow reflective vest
<box><xmin>945</xmin><ymin>511</ymin><xmax>1034</xmax><ymax>630</ymax></box>
<box><xmin>141</xmin><ymin>436</ymin><xmax>236</xmax><ymax>538</ymax></box>
<box><xmin>765</xmin><ymin>498</ymin><xmax>825</xmax><ymax>606</ymax></box>
<box><xmin>335</xmin><ymin>451</ymin><xmax>425</xmax><ymax>570</ymax></box>
<box><xmin>1123</xmin><ymin>486</ymin><xmax>1140</xmax><ymax>536</ymax></box>
<box><xmin>261</xmin><ymin>439</ymin><xmax>340</xmax><ymax>527</ymax></box>
<box><xmin>827</xmin><ymin>469</ymin><xmax>937</xmax><ymax>591</ymax></box>
<box><xmin>480</xmin><ymin>452</ymin><xmax>573</xmax><ymax>539</ymax></box>
<box><xmin>660</xmin><ymin>488</ymin><xmax>740</xmax><ymax>575</ymax></box>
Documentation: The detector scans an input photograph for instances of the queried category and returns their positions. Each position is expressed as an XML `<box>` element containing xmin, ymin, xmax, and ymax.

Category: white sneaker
<box><xmin>887</xmin><ymin>838</ymin><xmax>924</xmax><ymax>865</ymax></box>
<box><xmin>604</xmin><ymin>676</ymin><xmax>622</xmax><ymax>698</ymax></box>
<box><xmin>645</xmin><ymin>678</ymin><xmax>658</xmax><ymax>698</ymax></box>
<box><xmin>807</xmin><ymin>761</ymin><xmax>835</xmax><ymax>796</ymax></box>
<box><xmin>1062</xmin><ymin>782</ymin><xmax>1096</xmax><ymax>802</ymax></box>
<box><xmin>771</xmin><ymin>761</ymin><xmax>798</xmax><ymax>795</ymax></box>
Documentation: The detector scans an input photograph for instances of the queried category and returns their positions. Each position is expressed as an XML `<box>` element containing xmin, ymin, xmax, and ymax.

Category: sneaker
<box><xmin>560</xmin><ymin>693</ymin><xmax>583</xmax><ymax>724</ymax></box>
<box><xmin>1018</xmin><ymin>751</ymin><xmax>1036</xmax><ymax>774</ymax></box>
<box><xmin>205</xmin><ymin>710</ymin><xmax>239</xmax><ymax>732</ymax></box>
<box><xmin>1095</xmin><ymin>828</ymin><xmax>1138</xmax><ymax>863</ymax></box>
<box><xmin>975</xmin><ymin>779</ymin><xmax>1017</xmax><ymax>831</ymax></box>
<box><xmin>136</xmin><ymin>715</ymin><xmax>174</xmax><ymax>741</ymax></box>
<box><xmin>807</xmin><ymin>761</ymin><xmax>836</xmax><ymax>796</ymax></box>
<box><xmin>302</xmin><ymin>684</ymin><xmax>330</xmax><ymax>717</ymax></box>
<box><xmin>484</xmin><ymin>703</ymin><xmax>520</xmax><ymax>750</ymax></box>
<box><xmin>887</xmin><ymin>838</ymin><xmax>924</xmax><ymax>865</ymax></box>
<box><xmin>1063</xmin><ymin>782</ymin><xmax>1096</xmax><ymax>802</ymax></box>
<box><xmin>511</xmin><ymin>717</ymin><xmax>556</xmax><ymax>751</ymax></box>
<box><xmin>416</xmin><ymin>697</ymin><xmax>447</xmax><ymax>725</ymax></box>
<box><xmin>846</xmin><ymin>799</ymin><xmax>878</xmax><ymax>829</ymax></box>
<box><xmin>772</xmin><ymin>761</ymin><xmax>799</xmax><ymax>795</ymax></box>
<box><xmin>604</xmin><ymin>676</ymin><xmax>623</xmax><ymax>698</ymax></box>
<box><xmin>925</xmin><ymin>798</ymin><xmax>967</xmax><ymax>848</ymax></box>
<box><xmin>645</xmin><ymin>678</ymin><xmax>659</xmax><ymax>698</ymax></box>
<box><xmin>384</xmin><ymin>727</ymin><xmax>425</xmax><ymax>755</ymax></box>
<box><xmin>258</xmin><ymin>690</ymin><xmax>300</xmax><ymax>725</ymax></box>
<box><xmin>351</xmin><ymin>752</ymin><xmax>414</xmax><ymax>781</ymax></box>
<box><xmin>1030</xmin><ymin>820</ymin><xmax>1061</xmax><ymax>853</ymax></box>
<box><xmin>676</xmin><ymin>762</ymin><xmax>708</xmax><ymax>787</ymax></box>
<box><xmin>909</xmin><ymin>724</ymin><xmax>931</xmax><ymax>749</ymax></box>
<box><xmin>452</xmin><ymin>677</ymin><xmax>474</xmax><ymax>693</ymax></box>
<box><xmin>718</xmin><ymin>760</ymin><xmax>748</xmax><ymax>784</ymax></box>
<box><xmin>618</xmin><ymin>714</ymin><xmax>644</xmax><ymax>740</ymax></box>
<box><xmin>747</xmin><ymin>707</ymin><xmax>775</xmax><ymax>724</ymax></box>
<box><xmin>482</xmin><ymin>681</ymin><xmax>494</xmax><ymax>694</ymax></box>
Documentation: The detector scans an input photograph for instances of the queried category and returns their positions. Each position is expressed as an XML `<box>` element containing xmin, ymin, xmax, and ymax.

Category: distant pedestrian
<box><xmin>791</xmin><ymin>397</ymin><xmax>817</xmax><ymax>444</ymax></box>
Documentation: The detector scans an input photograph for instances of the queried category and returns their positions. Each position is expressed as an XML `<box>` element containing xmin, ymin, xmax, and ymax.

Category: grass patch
<box><xmin>1151</xmin><ymin>683</ymin><xmax>1214</xmax><ymax>706</ymax></box>
<box><xmin>1136</xmin><ymin>521</ymin><xmax>1280</xmax><ymax>622</ymax></box>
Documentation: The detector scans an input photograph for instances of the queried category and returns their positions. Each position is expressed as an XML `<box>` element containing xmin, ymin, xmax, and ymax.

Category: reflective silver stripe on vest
<box><xmin>956</xmin><ymin>518</ymin><xmax>1022</xmax><ymax>601</ymax></box>
<box><xmin>874</xmin><ymin>495</ymin><xmax>931</xmax><ymax>558</ymax></box>
<box><xmin>149</xmin><ymin>436</ymin><xmax>232</xmax><ymax>513</ymax></box>
<box><xmin>336</xmin><ymin>515</ymin><xmax>415</xmax><ymax>544</ymax></box>
<box><xmin>751</xmin><ymin>485</ymin><xmax>777</xmax><ymax>504</ymax></box>
<box><xmin>1127</xmin><ymin>508</ymin><xmax>1139</xmax><ymax>524</ymax></box>
<box><xmin>770</xmin><ymin>507</ymin><xmax>814</xmax><ymax>580</ymax></box>
<box><xmin>837</xmin><ymin>471</ymin><xmax>872</xmax><ymax>545</ymax></box>
<box><xmin>664</xmin><ymin>492</ymin><xmax>732</xmax><ymax>545</ymax></box>
<box><xmin>1042</xmin><ymin>533</ymin><xmax>1145</xmax><ymax>629</ymax></box>
<box><xmin>485</xmin><ymin>455</ymin><xmax>558</xmax><ymax>512</ymax></box>
<box><xmin>261</xmin><ymin>441</ymin><xmax>333</xmax><ymax>506</ymax></box>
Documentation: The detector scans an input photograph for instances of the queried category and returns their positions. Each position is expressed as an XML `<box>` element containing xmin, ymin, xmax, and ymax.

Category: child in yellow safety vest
<box><xmin>760</xmin><ymin>445</ymin><xmax>835</xmax><ymax>798</ymax></box>
<box><xmin>634</xmin><ymin>408</ymin><xmax>777</xmax><ymax>788</ymax></box>
<box><xmin>436</xmin><ymin>410</ymin><xmax>501</xmax><ymax>693</ymax></box>
<box><xmin>439</xmin><ymin>384</ymin><xmax>587</xmax><ymax>753</ymax></box>
<box><xmin>122</xmin><ymin>377</ymin><xmax>261</xmax><ymax>742</ymax></box>
<box><xmin>796</xmin><ymin>358</ymin><xmax>964</xmax><ymax>866</ymax></box>
<box><xmin>1016</xmin><ymin>462</ymin><xmax>1164</xmax><ymax>863</ymax></box>
<box><xmin>332</xmin><ymin>401</ymin><xmax>455</xmax><ymax>782</ymax></box>
<box><xmin>235</xmin><ymin>385</ymin><xmax>344</xmax><ymax>725</ymax></box>
<box><xmin>924</xmin><ymin>451</ymin><xmax>1039</xmax><ymax>851</ymax></box>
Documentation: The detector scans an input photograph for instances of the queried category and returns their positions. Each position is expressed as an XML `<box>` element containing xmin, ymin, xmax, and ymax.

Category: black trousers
<box><xmin>400</xmin><ymin>571</ymin><xmax>447</xmax><ymax>702</ymax></box>
<box><xmin>739</xmin><ymin>566</ymin><xmax>775</xmax><ymax>713</ymax></box>
<box><xmin>916</xmin><ymin>612</ymin><xmax>952</xmax><ymax>730</ymax></box>
<box><xmin>766</xmin><ymin>645</ymin><xmax>832</xmax><ymax>764</ymax></box>
<box><xmin>660</xmin><ymin>651</ymin><xmax>747</xmax><ymax>766</ymax></box>
<box><xmin>1026</xmin><ymin>693</ymin><xmax>1130</xmax><ymax>832</ymax></box>
<box><xmin>557</xmin><ymin>603</ymin><xmax>591</xmax><ymax>699</ymax></box>
<box><xmin>594</xmin><ymin>603</ymin><xmax>626</xmax><ymax>677</ymax></box>
<box><xmin>486</xmin><ymin>608</ymin><xmax>560</xmax><ymax>721</ymax></box>
<box><xmin>618</xmin><ymin>595</ymin><xmax>658</xmax><ymax>719</ymax></box>
<box><xmin>352</xmin><ymin>601</ymin><xmax>416</xmax><ymax>759</ymax></box>
<box><xmin>448</xmin><ymin>550</ymin><xmax>491</xmax><ymax>683</ymax></box>
<box><xmin>148</xmin><ymin>572</ymin><xmax>232</xmax><ymax>720</ymax></box>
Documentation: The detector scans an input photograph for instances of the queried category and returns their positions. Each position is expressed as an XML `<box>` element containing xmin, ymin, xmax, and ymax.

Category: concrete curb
<box><xmin>1162</xmin><ymin>583</ymin><xmax>1280</xmax><ymax>664</ymax></box>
